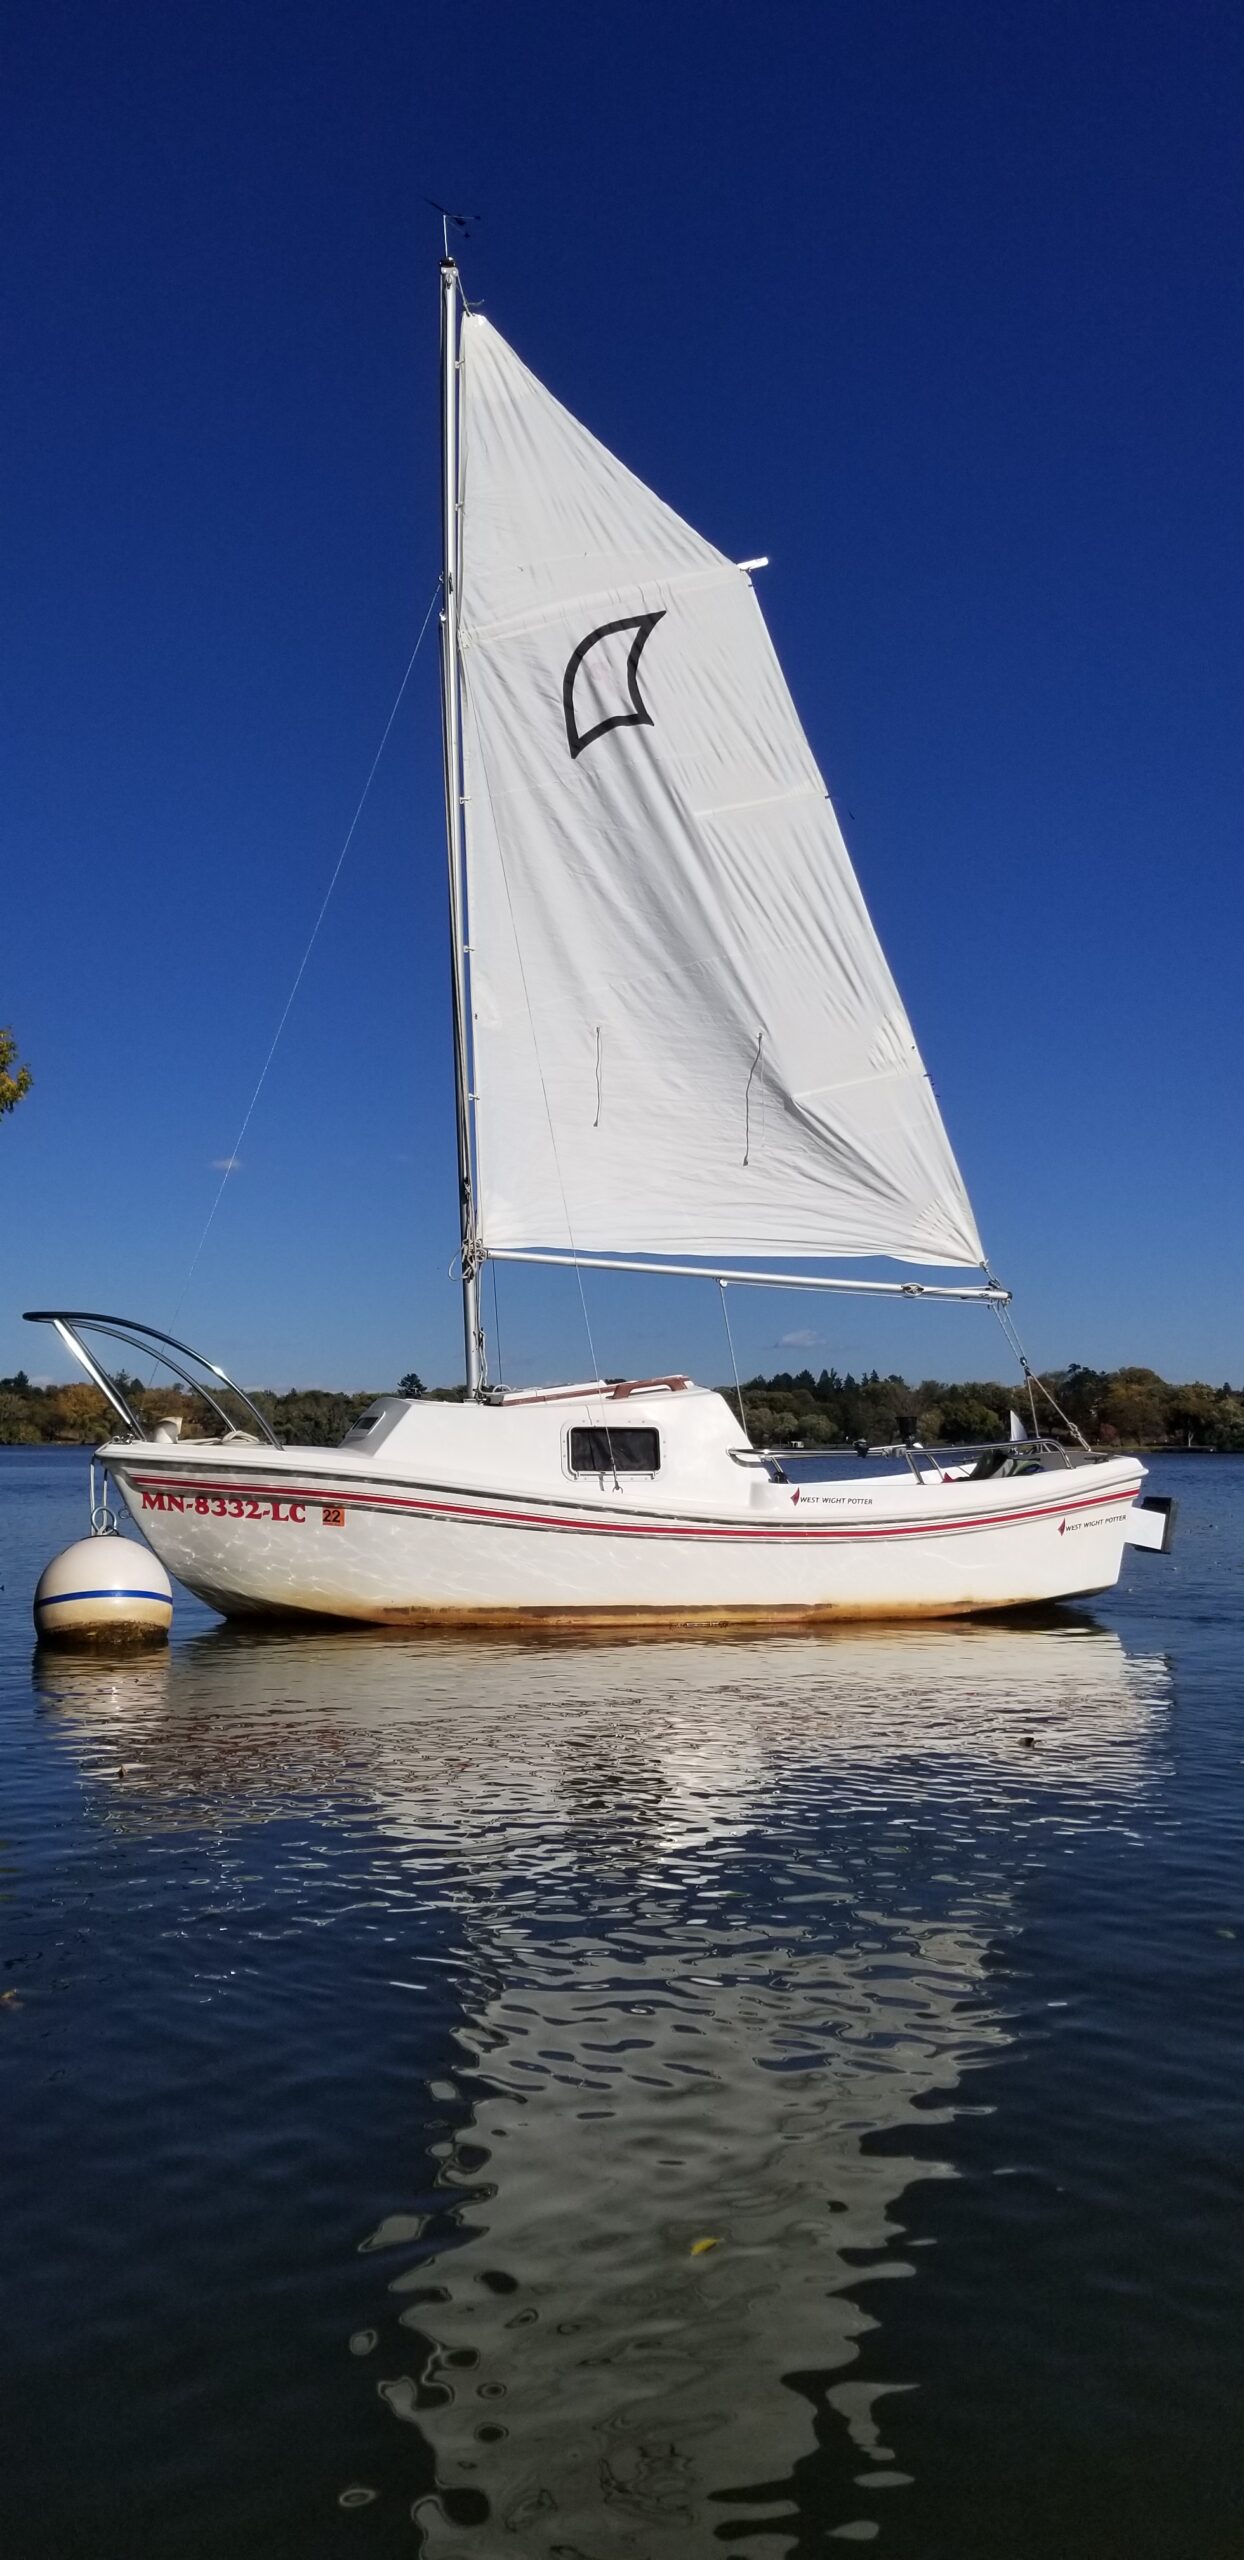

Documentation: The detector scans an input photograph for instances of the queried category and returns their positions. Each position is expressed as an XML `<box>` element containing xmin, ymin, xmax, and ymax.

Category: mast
<box><xmin>438</xmin><ymin>257</ymin><xmax>484</xmax><ymax>1395</ymax></box>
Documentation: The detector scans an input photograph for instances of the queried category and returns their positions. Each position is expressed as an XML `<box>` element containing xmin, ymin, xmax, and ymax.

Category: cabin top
<box><xmin>332</xmin><ymin>1377</ymin><xmax>758</xmax><ymax>1508</ymax></box>
<box><xmin>494</xmin><ymin>1375</ymin><xmax>691</xmax><ymax>1407</ymax></box>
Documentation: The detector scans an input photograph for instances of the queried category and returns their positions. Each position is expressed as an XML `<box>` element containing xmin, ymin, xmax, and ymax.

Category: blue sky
<box><xmin>4</xmin><ymin>0</ymin><xmax>1241</xmax><ymax>1393</ymax></box>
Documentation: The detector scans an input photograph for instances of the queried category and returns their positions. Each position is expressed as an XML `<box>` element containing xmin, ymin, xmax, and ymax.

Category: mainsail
<box><xmin>456</xmin><ymin>313</ymin><xmax>984</xmax><ymax>1269</ymax></box>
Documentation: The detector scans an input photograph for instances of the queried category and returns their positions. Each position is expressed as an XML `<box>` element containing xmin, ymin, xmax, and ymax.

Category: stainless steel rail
<box><xmin>22</xmin><ymin>1311</ymin><xmax>281</xmax><ymax>1447</ymax></box>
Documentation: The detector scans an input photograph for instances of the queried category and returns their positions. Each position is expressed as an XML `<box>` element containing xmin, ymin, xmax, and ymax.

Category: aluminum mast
<box><xmin>438</xmin><ymin>257</ymin><xmax>484</xmax><ymax>1394</ymax></box>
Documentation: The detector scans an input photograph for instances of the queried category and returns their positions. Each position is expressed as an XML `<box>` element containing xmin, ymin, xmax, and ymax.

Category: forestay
<box><xmin>456</xmin><ymin>314</ymin><xmax>984</xmax><ymax>1270</ymax></box>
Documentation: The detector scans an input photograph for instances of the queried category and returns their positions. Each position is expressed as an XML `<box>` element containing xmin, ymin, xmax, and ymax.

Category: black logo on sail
<box><xmin>562</xmin><ymin>611</ymin><xmax>666</xmax><ymax>760</ymax></box>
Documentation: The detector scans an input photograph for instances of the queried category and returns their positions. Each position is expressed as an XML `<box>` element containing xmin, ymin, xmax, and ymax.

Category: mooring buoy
<box><xmin>34</xmin><ymin>1536</ymin><xmax>173</xmax><ymax>1647</ymax></box>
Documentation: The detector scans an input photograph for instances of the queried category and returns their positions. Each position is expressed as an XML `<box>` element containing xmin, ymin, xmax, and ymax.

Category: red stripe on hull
<box><xmin>123</xmin><ymin>1469</ymin><xmax>1137</xmax><ymax>1547</ymax></box>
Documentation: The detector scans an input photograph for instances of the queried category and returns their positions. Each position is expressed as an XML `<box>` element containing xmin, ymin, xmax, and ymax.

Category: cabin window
<box><xmin>568</xmin><ymin>1426</ymin><xmax>660</xmax><ymax>1474</ymax></box>
<box><xmin>342</xmin><ymin>1408</ymin><xmax>386</xmax><ymax>1440</ymax></box>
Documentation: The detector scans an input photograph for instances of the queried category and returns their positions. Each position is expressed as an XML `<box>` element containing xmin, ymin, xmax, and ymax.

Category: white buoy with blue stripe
<box><xmin>34</xmin><ymin>1534</ymin><xmax>173</xmax><ymax>1647</ymax></box>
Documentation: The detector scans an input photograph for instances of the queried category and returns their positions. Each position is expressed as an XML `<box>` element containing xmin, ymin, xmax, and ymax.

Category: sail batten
<box><xmin>457</xmin><ymin>314</ymin><xmax>985</xmax><ymax>1272</ymax></box>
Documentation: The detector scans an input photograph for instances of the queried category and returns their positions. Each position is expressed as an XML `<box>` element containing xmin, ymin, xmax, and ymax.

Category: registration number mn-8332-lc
<box><xmin>140</xmin><ymin>1489</ymin><xmax>344</xmax><ymax>1526</ymax></box>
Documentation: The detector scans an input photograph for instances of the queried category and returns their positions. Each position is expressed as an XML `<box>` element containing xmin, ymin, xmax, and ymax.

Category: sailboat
<box><xmin>27</xmin><ymin>262</ymin><xmax>1172</xmax><ymax>1626</ymax></box>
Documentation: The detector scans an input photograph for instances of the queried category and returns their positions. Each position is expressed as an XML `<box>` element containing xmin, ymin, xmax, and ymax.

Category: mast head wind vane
<box><xmin>426</xmin><ymin>198</ymin><xmax>479</xmax><ymax>260</ymax></box>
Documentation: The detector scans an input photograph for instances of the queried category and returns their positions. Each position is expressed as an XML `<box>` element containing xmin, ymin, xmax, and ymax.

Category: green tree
<box><xmin>1166</xmin><ymin>1383</ymin><xmax>1219</xmax><ymax>1448</ymax></box>
<box><xmin>50</xmin><ymin>1382</ymin><xmax>116</xmax><ymax>1442</ymax></box>
<box><xmin>1048</xmin><ymin>1365</ymin><xmax>1108</xmax><ymax>1437</ymax></box>
<box><xmin>0</xmin><ymin>1392</ymin><xmax>40</xmax><ymax>1445</ymax></box>
<box><xmin>0</xmin><ymin>1028</ymin><xmax>32</xmax><ymax>1118</ymax></box>
<box><xmin>935</xmin><ymin>1388</ymin><xmax>1010</xmax><ymax>1443</ymax></box>
<box><xmin>1208</xmin><ymin>1395</ymin><xmax>1244</xmax><ymax>1452</ymax></box>
<box><xmin>398</xmin><ymin>1371</ymin><xmax>425</xmax><ymax>1397</ymax></box>
<box><xmin>272</xmin><ymin>1389</ymin><xmax>375</xmax><ymax>1445</ymax></box>
<box><xmin>1098</xmin><ymin>1367</ymin><xmax>1167</xmax><ymax>1447</ymax></box>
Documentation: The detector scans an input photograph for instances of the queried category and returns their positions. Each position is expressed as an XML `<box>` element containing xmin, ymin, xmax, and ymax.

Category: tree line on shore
<box><xmin>731</xmin><ymin>1363</ymin><xmax>1244</xmax><ymax>1450</ymax></box>
<box><xmin>0</xmin><ymin>1372</ymin><xmax>429</xmax><ymax>1448</ymax></box>
<box><xmin>1</xmin><ymin>1361</ymin><xmax>1243</xmax><ymax>1450</ymax></box>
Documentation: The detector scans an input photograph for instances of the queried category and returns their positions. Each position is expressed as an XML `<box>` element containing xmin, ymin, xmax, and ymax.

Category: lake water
<box><xmin>2</xmin><ymin>1446</ymin><xmax>1243</xmax><ymax>2558</ymax></box>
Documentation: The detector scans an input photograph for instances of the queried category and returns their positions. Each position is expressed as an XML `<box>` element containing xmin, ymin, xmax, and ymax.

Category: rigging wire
<box><xmin>990</xmin><ymin>1297</ymin><xmax>1090</xmax><ymax>1451</ymax></box>
<box><xmin>718</xmin><ymin>1281</ymin><xmax>749</xmax><ymax>1436</ymax></box>
<box><xmin>161</xmin><ymin>589</ymin><xmax>440</xmax><ymax>1343</ymax></box>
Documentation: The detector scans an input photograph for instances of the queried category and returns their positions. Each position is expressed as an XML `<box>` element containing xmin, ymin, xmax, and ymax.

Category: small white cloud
<box><xmin>211</xmin><ymin>1156</ymin><xmax>242</xmax><ymax>1173</ymax></box>
<box><xmin>776</xmin><ymin>1328</ymin><xmax>823</xmax><ymax>1350</ymax></box>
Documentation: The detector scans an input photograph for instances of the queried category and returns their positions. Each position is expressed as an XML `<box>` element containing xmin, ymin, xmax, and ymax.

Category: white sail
<box><xmin>457</xmin><ymin>313</ymin><xmax>984</xmax><ymax>1269</ymax></box>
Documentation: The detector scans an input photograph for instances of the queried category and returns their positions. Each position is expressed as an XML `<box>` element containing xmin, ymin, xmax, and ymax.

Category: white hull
<box><xmin>102</xmin><ymin>1395</ymin><xmax>1148</xmax><ymax>1628</ymax></box>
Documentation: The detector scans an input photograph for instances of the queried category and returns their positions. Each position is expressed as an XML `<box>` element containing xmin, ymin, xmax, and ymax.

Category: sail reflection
<box><xmin>38</xmin><ymin>1621</ymin><xmax>1169</xmax><ymax>2553</ymax></box>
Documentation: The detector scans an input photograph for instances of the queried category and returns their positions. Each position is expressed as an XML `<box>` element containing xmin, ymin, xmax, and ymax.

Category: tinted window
<box><xmin>569</xmin><ymin>1426</ymin><xmax>660</xmax><ymax>1473</ymax></box>
<box><xmin>343</xmin><ymin>1409</ymin><xmax>385</xmax><ymax>1438</ymax></box>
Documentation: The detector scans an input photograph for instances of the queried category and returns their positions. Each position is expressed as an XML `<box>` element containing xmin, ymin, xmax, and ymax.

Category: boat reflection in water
<box><xmin>37</xmin><ymin>1620</ymin><xmax>1169</xmax><ymax>2554</ymax></box>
